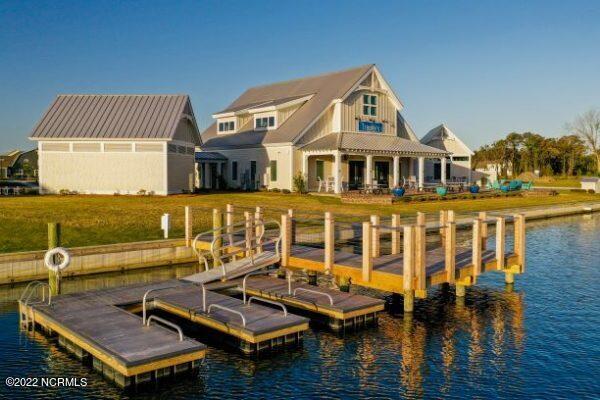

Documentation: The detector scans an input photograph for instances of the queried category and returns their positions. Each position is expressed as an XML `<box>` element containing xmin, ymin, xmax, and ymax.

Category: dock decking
<box><xmin>240</xmin><ymin>275</ymin><xmax>385</xmax><ymax>331</ymax></box>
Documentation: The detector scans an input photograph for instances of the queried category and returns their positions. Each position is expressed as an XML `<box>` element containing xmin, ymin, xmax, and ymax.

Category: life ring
<box><xmin>44</xmin><ymin>247</ymin><xmax>71</xmax><ymax>272</ymax></box>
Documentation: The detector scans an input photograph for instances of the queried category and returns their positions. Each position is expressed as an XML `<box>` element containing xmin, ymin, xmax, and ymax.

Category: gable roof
<box><xmin>201</xmin><ymin>65</ymin><xmax>375</xmax><ymax>148</ymax></box>
<box><xmin>421</xmin><ymin>124</ymin><xmax>473</xmax><ymax>156</ymax></box>
<box><xmin>29</xmin><ymin>94</ymin><xmax>202</xmax><ymax>145</ymax></box>
<box><xmin>302</xmin><ymin>132</ymin><xmax>448</xmax><ymax>156</ymax></box>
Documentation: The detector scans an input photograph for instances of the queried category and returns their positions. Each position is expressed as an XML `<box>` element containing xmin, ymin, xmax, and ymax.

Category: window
<box><xmin>231</xmin><ymin>161</ymin><xmax>238</xmax><ymax>180</ymax></box>
<box><xmin>270</xmin><ymin>160</ymin><xmax>277</xmax><ymax>181</ymax></box>
<box><xmin>218</xmin><ymin>121</ymin><xmax>235</xmax><ymax>132</ymax></box>
<box><xmin>316</xmin><ymin>160</ymin><xmax>324</xmax><ymax>180</ymax></box>
<box><xmin>452</xmin><ymin>156</ymin><xmax>469</xmax><ymax>162</ymax></box>
<box><xmin>362</xmin><ymin>94</ymin><xmax>377</xmax><ymax>116</ymax></box>
<box><xmin>255</xmin><ymin>116</ymin><xmax>275</xmax><ymax>130</ymax></box>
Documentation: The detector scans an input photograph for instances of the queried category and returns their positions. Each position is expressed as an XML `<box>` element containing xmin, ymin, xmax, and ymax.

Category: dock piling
<box><xmin>440</xmin><ymin>210</ymin><xmax>448</xmax><ymax>243</ymax></box>
<box><xmin>48</xmin><ymin>222</ymin><xmax>61</xmax><ymax>296</ymax></box>
<box><xmin>324</xmin><ymin>212</ymin><xmax>334</xmax><ymax>274</ymax></box>
<box><xmin>362</xmin><ymin>221</ymin><xmax>372</xmax><ymax>282</ymax></box>
<box><xmin>514</xmin><ymin>214</ymin><xmax>526</xmax><ymax>272</ymax></box>
<box><xmin>213</xmin><ymin>209</ymin><xmax>223</xmax><ymax>267</ymax></box>
<box><xmin>479</xmin><ymin>211</ymin><xmax>488</xmax><ymax>250</ymax></box>
<box><xmin>472</xmin><ymin>218</ymin><xmax>482</xmax><ymax>277</ymax></box>
<box><xmin>255</xmin><ymin>207</ymin><xmax>264</xmax><ymax>254</ymax></box>
<box><xmin>496</xmin><ymin>217</ymin><xmax>506</xmax><ymax>270</ymax></box>
<box><xmin>391</xmin><ymin>214</ymin><xmax>401</xmax><ymax>255</ymax></box>
<box><xmin>370</xmin><ymin>215</ymin><xmax>380</xmax><ymax>258</ymax></box>
<box><xmin>445</xmin><ymin>221</ymin><xmax>456</xmax><ymax>283</ymax></box>
<box><xmin>281</xmin><ymin>214</ymin><xmax>291</xmax><ymax>267</ymax></box>
<box><xmin>244</xmin><ymin>211</ymin><xmax>253</xmax><ymax>258</ymax></box>
<box><xmin>415</xmin><ymin>221</ymin><xmax>426</xmax><ymax>298</ymax></box>
<box><xmin>403</xmin><ymin>225</ymin><xmax>415</xmax><ymax>312</ymax></box>
<box><xmin>185</xmin><ymin>206</ymin><xmax>193</xmax><ymax>247</ymax></box>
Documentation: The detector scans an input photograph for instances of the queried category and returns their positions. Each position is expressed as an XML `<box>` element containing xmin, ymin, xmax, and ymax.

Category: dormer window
<box><xmin>218</xmin><ymin>121</ymin><xmax>235</xmax><ymax>133</ymax></box>
<box><xmin>362</xmin><ymin>94</ymin><xmax>377</xmax><ymax>117</ymax></box>
<box><xmin>255</xmin><ymin>115</ymin><xmax>276</xmax><ymax>130</ymax></box>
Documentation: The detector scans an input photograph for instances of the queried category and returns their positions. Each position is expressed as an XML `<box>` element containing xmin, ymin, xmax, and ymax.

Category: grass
<box><xmin>1</xmin><ymin>191</ymin><xmax>598</xmax><ymax>253</ymax></box>
<box><xmin>532</xmin><ymin>177</ymin><xmax>582</xmax><ymax>188</ymax></box>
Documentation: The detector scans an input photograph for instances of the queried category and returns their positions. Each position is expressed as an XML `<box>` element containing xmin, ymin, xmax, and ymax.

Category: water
<box><xmin>1</xmin><ymin>214</ymin><xmax>599</xmax><ymax>399</ymax></box>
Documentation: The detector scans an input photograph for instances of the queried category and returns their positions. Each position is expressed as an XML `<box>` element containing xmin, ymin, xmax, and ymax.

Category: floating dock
<box><xmin>240</xmin><ymin>275</ymin><xmax>385</xmax><ymax>331</ymax></box>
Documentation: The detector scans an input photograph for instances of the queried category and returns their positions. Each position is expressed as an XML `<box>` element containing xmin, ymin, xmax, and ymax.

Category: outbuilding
<box><xmin>30</xmin><ymin>94</ymin><xmax>202</xmax><ymax>195</ymax></box>
<box><xmin>581</xmin><ymin>177</ymin><xmax>600</xmax><ymax>193</ymax></box>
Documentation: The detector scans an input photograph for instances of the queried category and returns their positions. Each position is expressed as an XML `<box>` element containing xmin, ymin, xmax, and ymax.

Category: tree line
<box><xmin>473</xmin><ymin>109</ymin><xmax>600</xmax><ymax>178</ymax></box>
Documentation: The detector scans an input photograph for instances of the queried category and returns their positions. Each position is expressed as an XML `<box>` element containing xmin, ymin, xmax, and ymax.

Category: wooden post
<box><xmin>324</xmin><ymin>212</ymin><xmax>334</xmax><ymax>275</ymax></box>
<box><xmin>370</xmin><ymin>215</ymin><xmax>380</xmax><ymax>258</ymax></box>
<box><xmin>213</xmin><ymin>209</ymin><xmax>223</xmax><ymax>267</ymax></box>
<box><xmin>362</xmin><ymin>221</ymin><xmax>372</xmax><ymax>282</ymax></box>
<box><xmin>403</xmin><ymin>225</ymin><xmax>415</xmax><ymax>312</ymax></box>
<box><xmin>391</xmin><ymin>214</ymin><xmax>401</xmax><ymax>255</ymax></box>
<box><xmin>184</xmin><ymin>206</ymin><xmax>193</xmax><ymax>247</ymax></box>
<box><xmin>288</xmin><ymin>209</ymin><xmax>295</xmax><ymax>245</ymax></box>
<box><xmin>243</xmin><ymin>211</ymin><xmax>254</xmax><ymax>258</ymax></box>
<box><xmin>447</xmin><ymin>210</ymin><xmax>455</xmax><ymax>223</ymax></box>
<box><xmin>416</xmin><ymin>212</ymin><xmax>426</xmax><ymax>227</ymax></box>
<box><xmin>514</xmin><ymin>214</ymin><xmax>526</xmax><ymax>272</ymax></box>
<box><xmin>445</xmin><ymin>221</ymin><xmax>456</xmax><ymax>283</ymax></box>
<box><xmin>281</xmin><ymin>214</ymin><xmax>291</xmax><ymax>267</ymax></box>
<box><xmin>472</xmin><ymin>218</ymin><xmax>482</xmax><ymax>276</ymax></box>
<box><xmin>48</xmin><ymin>222</ymin><xmax>61</xmax><ymax>296</ymax></box>
<box><xmin>495</xmin><ymin>217</ymin><xmax>505</xmax><ymax>270</ymax></box>
<box><xmin>479</xmin><ymin>211</ymin><xmax>488</xmax><ymax>250</ymax></box>
<box><xmin>415</xmin><ymin>223</ymin><xmax>427</xmax><ymax>297</ymax></box>
<box><xmin>226</xmin><ymin>204</ymin><xmax>234</xmax><ymax>232</ymax></box>
<box><xmin>255</xmin><ymin>206</ymin><xmax>263</xmax><ymax>254</ymax></box>
<box><xmin>439</xmin><ymin>210</ymin><xmax>448</xmax><ymax>243</ymax></box>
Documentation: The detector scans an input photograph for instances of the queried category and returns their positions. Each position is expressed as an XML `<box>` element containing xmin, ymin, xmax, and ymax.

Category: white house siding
<box><xmin>214</xmin><ymin>145</ymin><xmax>294</xmax><ymax>191</ymax></box>
<box><xmin>38</xmin><ymin>141</ymin><xmax>168</xmax><ymax>195</ymax></box>
<box><xmin>295</xmin><ymin>107</ymin><xmax>334</xmax><ymax>145</ymax></box>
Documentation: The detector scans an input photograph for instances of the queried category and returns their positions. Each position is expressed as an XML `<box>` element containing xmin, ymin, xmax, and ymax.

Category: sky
<box><xmin>1</xmin><ymin>0</ymin><xmax>599</xmax><ymax>152</ymax></box>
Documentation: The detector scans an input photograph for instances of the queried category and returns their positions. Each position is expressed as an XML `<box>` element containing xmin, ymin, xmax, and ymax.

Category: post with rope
<box><xmin>213</xmin><ymin>209</ymin><xmax>223</xmax><ymax>267</ymax></box>
<box><xmin>48</xmin><ymin>222</ymin><xmax>61</xmax><ymax>296</ymax></box>
<box><xmin>185</xmin><ymin>206</ymin><xmax>193</xmax><ymax>247</ymax></box>
<box><xmin>255</xmin><ymin>206</ymin><xmax>264</xmax><ymax>254</ymax></box>
<box><xmin>391</xmin><ymin>214</ymin><xmax>401</xmax><ymax>255</ymax></box>
<box><xmin>324</xmin><ymin>212</ymin><xmax>334</xmax><ymax>275</ymax></box>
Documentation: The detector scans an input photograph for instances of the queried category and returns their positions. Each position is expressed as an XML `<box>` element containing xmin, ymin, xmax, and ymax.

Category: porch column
<box><xmin>334</xmin><ymin>150</ymin><xmax>342</xmax><ymax>194</ymax></box>
<box><xmin>408</xmin><ymin>157</ymin><xmax>415</xmax><ymax>178</ymax></box>
<box><xmin>440</xmin><ymin>157</ymin><xmax>447</xmax><ymax>185</ymax></box>
<box><xmin>302</xmin><ymin>153</ymin><xmax>309</xmax><ymax>178</ymax></box>
<box><xmin>393</xmin><ymin>155</ymin><xmax>400</xmax><ymax>187</ymax></box>
<box><xmin>366</xmin><ymin>154</ymin><xmax>373</xmax><ymax>186</ymax></box>
<box><xmin>418</xmin><ymin>156</ymin><xmax>425</xmax><ymax>190</ymax></box>
<box><xmin>468</xmin><ymin>156</ymin><xmax>473</xmax><ymax>183</ymax></box>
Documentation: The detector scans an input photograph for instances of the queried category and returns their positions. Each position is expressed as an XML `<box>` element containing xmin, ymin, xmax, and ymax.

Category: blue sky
<box><xmin>1</xmin><ymin>0</ymin><xmax>599</xmax><ymax>152</ymax></box>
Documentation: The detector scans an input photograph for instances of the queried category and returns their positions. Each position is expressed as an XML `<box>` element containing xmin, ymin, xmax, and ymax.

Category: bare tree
<box><xmin>567</xmin><ymin>109</ymin><xmax>600</xmax><ymax>173</ymax></box>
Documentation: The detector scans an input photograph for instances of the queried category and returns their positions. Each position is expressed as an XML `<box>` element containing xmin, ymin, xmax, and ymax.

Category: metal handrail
<box><xmin>19</xmin><ymin>281</ymin><xmax>45</xmax><ymax>302</ymax></box>
<box><xmin>242</xmin><ymin>269</ymin><xmax>274</xmax><ymax>304</ymax></box>
<box><xmin>207</xmin><ymin>304</ymin><xmax>247</xmax><ymax>327</ymax></box>
<box><xmin>247</xmin><ymin>296</ymin><xmax>287</xmax><ymax>316</ymax></box>
<box><xmin>145</xmin><ymin>315</ymin><xmax>183</xmax><ymax>341</ymax></box>
<box><xmin>142</xmin><ymin>285</ymin><xmax>179</xmax><ymax>325</ymax></box>
<box><xmin>200</xmin><ymin>283</ymin><xmax>206</xmax><ymax>312</ymax></box>
<box><xmin>22</xmin><ymin>282</ymin><xmax>51</xmax><ymax>306</ymax></box>
<box><xmin>292</xmin><ymin>287</ymin><xmax>334</xmax><ymax>306</ymax></box>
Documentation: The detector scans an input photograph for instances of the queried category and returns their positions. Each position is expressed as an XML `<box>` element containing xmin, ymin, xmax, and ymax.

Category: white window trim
<box><xmin>254</xmin><ymin>113</ymin><xmax>277</xmax><ymax>131</ymax></box>
<box><xmin>362</xmin><ymin>93</ymin><xmax>378</xmax><ymax>117</ymax></box>
<box><xmin>217</xmin><ymin>117</ymin><xmax>237</xmax><ymax>134</ymax></box>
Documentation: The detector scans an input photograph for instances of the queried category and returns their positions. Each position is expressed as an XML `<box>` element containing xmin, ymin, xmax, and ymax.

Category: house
<box><xmin>0</xmin><ymin>149</ymin><xmax>38</xmax><ymax>180</ymax></box>
<box><xmin>420</xmin><ymin>124</ymin><xmax>474</xmax><ymax>183</ymax></box>
<box><xmin>30</xmin><ymin>94</ymin><xmax>201</xmax><ymax>195</ymax></box>
<box><xmin>581</xmin><ymin>177</ymin><xmax>600</xmax><ymax>193</ymax></box>
<box><xmin>198</xmin><ymin>64</ymin><xmax>448</xmax><ymax>193</ymax></box>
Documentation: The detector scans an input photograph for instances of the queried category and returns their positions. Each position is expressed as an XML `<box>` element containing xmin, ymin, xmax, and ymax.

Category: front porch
<box><xmin>301</xmin><ymin>151</ymin><xmax>450</xmax><ymax>194</ymax></box>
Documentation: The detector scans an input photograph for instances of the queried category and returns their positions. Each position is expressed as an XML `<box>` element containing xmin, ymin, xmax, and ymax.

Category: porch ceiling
<box><xmin>301</xmin><ymin>132</ymin><xmax>449</xmax><ymax>157</ymax></box>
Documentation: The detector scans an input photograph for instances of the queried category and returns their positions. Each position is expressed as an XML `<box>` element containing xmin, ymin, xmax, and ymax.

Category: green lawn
<box><xmin>532</xmin><ymin>177</ymin><xmax>582</xmax><ymax>188</ymax></box>
<box><xmin>0</xmin><ymin>191</ymin><xmax>598</xmax><ymax>253</ymax></box>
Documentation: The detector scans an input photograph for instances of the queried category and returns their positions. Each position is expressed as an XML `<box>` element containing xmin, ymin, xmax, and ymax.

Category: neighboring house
<box><xmin>30</xmin><ymin>94</ymin><xmax>201</xmax><ymax>195</ymax></box>
<box><xmin>420</xmin><ymin>124</ymin><xmax>474</xmax><ymax>183</ymax></box>
<box><xmin>0</xmin><ymin>149</ymin><xmax>38</xmax><ymax>179</ymax></box>
<box><xmin>199</xmin><ymin>64</ymin><xmax>447</xmax><ymax>193</ymax></box>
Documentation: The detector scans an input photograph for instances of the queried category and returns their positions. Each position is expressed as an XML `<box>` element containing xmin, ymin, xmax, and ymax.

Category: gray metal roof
<box><xmin>301</xmin><ymin>132</ymin><xmax>449</xmax><ymax>156</ymax></box>
<box><xmin>195</xmin><ymin>151</ymin><xmax>227</xmax><ymax>161</ymax></box>
<box><xmin>30</xmin><ymin>94</ymin><xmax>201</xmax><ymax>144</ymax></box>
<box><xmin>201</xmin><ymin>65</ymin><xmax>374</xmax><ymax>148</ymax></box>
<box><xmin>214</xmin><ymin>94</ymin><xmax>311</xmax><ymax>115</ymax></box>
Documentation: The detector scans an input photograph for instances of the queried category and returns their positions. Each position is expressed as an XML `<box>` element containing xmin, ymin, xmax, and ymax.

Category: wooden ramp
<box><xmin>20</xmin><ymin>281</ymin><xmax>206</xmax><ymax>388</ymax></box>
<box><xmin>182</xmin><ymin>250</ymin><xmax>279</xmax><ymax>284</ymax></box>
<box><xmin>154</xmin><ymin>285</ymin><xmax>309</xmax><ymax>353</ymax></box>
<box><xmin>240</xmin><ymin>276</ymin><xmax>385</xmax><ymax>331</ymax></box>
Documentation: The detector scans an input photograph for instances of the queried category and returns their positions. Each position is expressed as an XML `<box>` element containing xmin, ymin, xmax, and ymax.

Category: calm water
<box><xmin>0</xmin><ymin>214</ymin><xmax>599</xmax><ymax>399</ymax></box>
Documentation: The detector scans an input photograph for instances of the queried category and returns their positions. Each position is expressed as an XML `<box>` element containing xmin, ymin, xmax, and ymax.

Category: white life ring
<box><xmin>44</xmin><ymin>247</ymin><xmax>71</xmax><ymax>272</ymax></box>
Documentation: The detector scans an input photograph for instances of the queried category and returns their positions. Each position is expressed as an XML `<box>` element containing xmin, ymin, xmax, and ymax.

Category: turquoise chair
<box><xmin>522</xmin><ymin>181</ymin><xmax>533</xmax><ymax>190</ymax></box>
<box><xmin>492</xmin><ymin>181</ymin><xmax>501</xmax><ymax>190</ymax></box>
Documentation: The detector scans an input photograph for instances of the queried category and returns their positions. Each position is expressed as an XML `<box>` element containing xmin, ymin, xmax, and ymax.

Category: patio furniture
<box><xmin>436</xmin><ymin>186</ymin><xmax>448</xmax><ymax>196</ymax></box>
<box><xmin>326</xmin><ymin>177</ymin><xmax>336</xmax><ymax>192</ymax></box>
<box><xmin>392</xmin><ymin>187</ymin><xmax>405</xmax><ymax>197</ymax></box>
<box><xmin>317</xmin><ymin>177</ymin><xmax>325</xmax><ymax>193</ymax></box>
<box><xmin>522</xmin><ymin>181</ymin><xmax>533</xmax><ymax>190</ymax></box>
<box><xmin>469</xmin><ymin>184</ymin><xmax>480</xmax><ymax>194</ymax></box>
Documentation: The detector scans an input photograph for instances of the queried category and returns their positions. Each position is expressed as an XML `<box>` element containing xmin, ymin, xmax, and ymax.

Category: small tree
<box><xmin>567</xmin><ymin>109</ymin><xmax>600</xmax><ymax>174</ymax></box>
<box><xmin>292</xmin><ymin>172</ymin><xmax>307</xmax><ymax>194</ymax></box>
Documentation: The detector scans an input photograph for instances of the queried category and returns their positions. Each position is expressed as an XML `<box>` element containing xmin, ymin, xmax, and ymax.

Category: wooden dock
<box><xmin>240</xmin><ymin>275</ymin><xmax>385</xmax><ymax>331</ymax></box>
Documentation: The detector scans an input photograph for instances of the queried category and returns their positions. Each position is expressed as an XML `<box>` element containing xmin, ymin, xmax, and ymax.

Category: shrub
<box><xmin>59</xmin><ymin>189</ymin><xmax>70</xmax><ymax>195</ymax></box>
<box><xmin>282</xmin><ymin>189</ymin><xmax>291</xmax><ymax>194</ymax></box>
<box><xmin>292</xmin><ymin>173</ymin><xmax>308</xmax><ymax>194</ymax></box>
<box><xmin>270</xmin><ymin>188</ymin><xmax>281</xmax><ymax>192</ymax></box>
<box><xmin>570</xmin><ymin>188</ymin><xmax>586</xmax><ymax>193</ymax></box>
<box><xmin>588</xmin><ymin>189</ymin><xmax>596</xmax><ymax>194</ymax></box>
<box><xmin>137</xmin><ymin>189</ymin><xmax>146</xmax><ymax>196</ymax></box>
